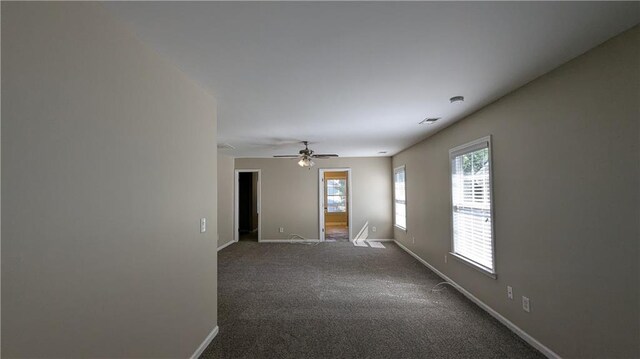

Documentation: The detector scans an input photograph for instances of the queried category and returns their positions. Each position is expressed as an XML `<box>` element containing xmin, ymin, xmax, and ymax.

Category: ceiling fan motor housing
<box><xmin>272</xmin><ymin>141</ymin><xmax>338</xmax><ymax>162</ymax></box>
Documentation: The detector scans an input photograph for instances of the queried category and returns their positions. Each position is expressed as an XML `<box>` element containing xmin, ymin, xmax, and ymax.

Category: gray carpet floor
<box><xmin>200</xmin><ymin>241</ymin><xmax>544</xmax><ymax>359</ymax></box>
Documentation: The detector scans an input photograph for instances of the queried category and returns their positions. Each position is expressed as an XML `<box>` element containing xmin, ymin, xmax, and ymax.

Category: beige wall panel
<box><xmin>217</xmin><ymin>155</ymin><xmax>235</xmax><ymax>248</ymax></box>
<box><xmin>236</xmin><ymin>157</ymin><xmax>392</xmax><ymax>240</ymax></box>
<box><xmin>392</xmin><ymin>26</ymin><xmax>639</xmax><ymax>358</ymax></box>
<box><xmin>2</xmin><ymin>3</ymin><xmax>218</xmax><ymax>357</ymax></box>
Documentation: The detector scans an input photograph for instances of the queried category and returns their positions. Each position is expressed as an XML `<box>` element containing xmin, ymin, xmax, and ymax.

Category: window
<box><xmin>394</xmin><ymin>166</ymin><xmax>406</xmax><ymax>230</ymax></box>
<box><xmin>449</xmin><ymin>136</ymin><xmax>495</xmax><ymax>276</ymax></box>
<box><xmin>326</xmin><ymin>178</ymin><xmax>347</xmax><ymax>212</ymax></box>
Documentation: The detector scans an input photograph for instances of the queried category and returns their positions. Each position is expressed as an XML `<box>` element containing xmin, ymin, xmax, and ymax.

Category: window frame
<box><xmin>448</xmin><ymin>136</ymin><xmax>497</xmax><ymax>279</ymax></box>
<box><xmin>393</xmin><ymin>165</ymin><xmax>407</xmax><ymax>231</ymax></box>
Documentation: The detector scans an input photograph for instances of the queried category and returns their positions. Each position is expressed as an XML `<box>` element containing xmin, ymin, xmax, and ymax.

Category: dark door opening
<box><xmin>238</xmin><ymin>172</ymin><xmax>259</xmax><ymax>241</ymax></box>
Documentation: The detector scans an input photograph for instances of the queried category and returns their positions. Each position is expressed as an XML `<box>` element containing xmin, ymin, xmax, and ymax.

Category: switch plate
<box><xmin>279</xmin><ymin>227</ymin><xmax>284</xmax><ymax>233</ymax></box>
<box><xmin>200</xmin><ymin>218</ymin><xmax>206</xmax><ymax>233</ymax></box>
<box><xmin>412</xmin><ymin>236</ymin><xmax>415</xmax><ymax>244</ymax></box>
<box><xmin>507</xmin><ymin>286</ymin><xmax>513</xmax><ymax>300</ymax></box>
<box><xmin>372</xmin><ymin>226</ymin><xmax>377</xmax><ymax>232</ymax></box>
<box><xmin>522</xmin><ymin>296</ymin><xmax>530</xmax><ymax>312</ymax></box>
<box><xmin>444</xmin><ymin>255</ymin><xmax>448</xmax><ymax>263</ymax></box>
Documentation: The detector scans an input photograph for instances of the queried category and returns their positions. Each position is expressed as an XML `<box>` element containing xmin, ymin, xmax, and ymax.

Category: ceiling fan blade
<box><xmin>274</xmin><ymin>142</ymin><xmax>338</xmax><ymax>163</ymax></box>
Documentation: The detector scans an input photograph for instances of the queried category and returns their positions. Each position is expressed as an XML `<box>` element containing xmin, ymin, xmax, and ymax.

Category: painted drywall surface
<box><xmin>393</xmin><ymin>26</ymin><xmax>639</xmax><ymax>358</ymax></box>
<box><xmin>2</xmin><ymin>3</ymin><xmax>218</xmax><ymax>357</ymax></box>
<box><xmin>235</xmin><ymin>157</ymin><xmax>392</xmax><ymax>240</ymax></box>
<box><xmin>217</xmin><ymin>154</ymin><xmax>235</xmax><ymax>248</ymax></box>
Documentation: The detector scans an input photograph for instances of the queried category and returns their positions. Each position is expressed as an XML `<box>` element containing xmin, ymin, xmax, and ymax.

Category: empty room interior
<box><xmin>1</xmin><ymin>1</ymin><xmax>639</xmax><ymax>358</ymax></box>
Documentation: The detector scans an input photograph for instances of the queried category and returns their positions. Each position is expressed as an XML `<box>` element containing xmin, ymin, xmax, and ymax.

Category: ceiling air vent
<box><xmin>449</xmin><ymin>96</ymin><xmax>464</xmax><ymax>103</ymax></box>
<box><xmin>217</xmin><ymin>143</ymin><xmax>236</xmax><ymax>150</ymax></box>
<box><xmin>419</xmin><ymin>117</ymin><xmax>440</xmax><ymax>125</ymax></box>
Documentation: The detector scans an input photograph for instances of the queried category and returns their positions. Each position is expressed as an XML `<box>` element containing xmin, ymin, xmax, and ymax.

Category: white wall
<box><xmin>217</xmin><ymin>154</ymin><xmax>235</xmax><ymax>248</ymax></box>
<box><xmin>2</xmin><ymin>3</ymin><xmax>218</xmax><ymax>357</ymax></box>
<box><xmin>393</xmin><ymin>26</ymin><xmax>639</xmax><ymax>358</ymax></box>
<box><xmin>235</xmin><ymin>157</ymin><xmax>392</xmax><ymax>240</ymax></box>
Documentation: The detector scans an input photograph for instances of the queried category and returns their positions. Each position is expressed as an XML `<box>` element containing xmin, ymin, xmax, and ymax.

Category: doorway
<box><xmin>235</xmin><ymin>169</ymin><xmax>261</xmax><ymax>242</ymax></box>
<box><xmin>319</xmin><ymin>168</ymin><xmax>352</xmax><ymax>242</ymax></box>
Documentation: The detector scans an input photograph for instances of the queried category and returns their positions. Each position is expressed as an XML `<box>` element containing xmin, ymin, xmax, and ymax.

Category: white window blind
<box><xmin>394</xmin><ymin>166</ymin><xmax>406</xmax><ymax>229</ymax></box>
<box><xmin>450</xmin><ymin>137</ymin><xmax>495</xmax><ymax>274</ymax></box>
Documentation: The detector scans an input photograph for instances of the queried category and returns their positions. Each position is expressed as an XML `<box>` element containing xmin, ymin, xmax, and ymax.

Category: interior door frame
<box><xmin>318</xmin><ymin>168</ymin><xmax>353</xmax><ymax>242</ymax></box>
<box><xmin>234</xmin><ymin>169</ymin><xmax>262</xmax><ymax>243</ymax></box>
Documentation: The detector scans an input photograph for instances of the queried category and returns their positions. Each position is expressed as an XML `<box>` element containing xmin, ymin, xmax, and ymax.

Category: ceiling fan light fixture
<box><xmin>275</xmin><ymin>141</ymin><xmax>336</xmax><ymax>167</ymax></box>
<box><xmin>298</xmin><ymin>157</ymin><xmax>315</xmax><ymax>167</ymax></box>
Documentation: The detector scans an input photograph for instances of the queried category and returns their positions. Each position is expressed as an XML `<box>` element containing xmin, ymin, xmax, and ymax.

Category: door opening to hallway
<box><xmin>320</xmin><ymin>169</ymin><xmax>351</xmax><ymax>242</ymax></box>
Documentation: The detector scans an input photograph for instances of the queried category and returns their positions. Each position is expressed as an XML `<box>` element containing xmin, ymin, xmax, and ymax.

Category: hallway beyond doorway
<box><xmin>325</xmin><ymin>224</ymin><xmax>349</xmax><ymax>241</ymax></box>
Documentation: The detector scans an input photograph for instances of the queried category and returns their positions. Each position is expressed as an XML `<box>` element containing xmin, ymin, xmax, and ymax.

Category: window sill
<box><xmin>394</xmin><ymin>225</ymin><xmax>407</xmax><ymax>232</ymax></box>
<box><xmin>449</xmin><ymin>252</ymin><xmax>497</xmax><ymax>279</ymax></box>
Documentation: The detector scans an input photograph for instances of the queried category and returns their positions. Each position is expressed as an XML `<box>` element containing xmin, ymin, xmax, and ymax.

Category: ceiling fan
<box><xmin>273</xmin><ymin>141</ymin><xmax>339</xmax><ymax>167</ymax></box>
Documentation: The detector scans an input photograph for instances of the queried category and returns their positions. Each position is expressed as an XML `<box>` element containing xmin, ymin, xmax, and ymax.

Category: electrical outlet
<box><xmin>507</xmin><ymin>286</ymin><xmax>513</xmax><ymax>300</ymax></box>
<box><xmin>444</xmin><ymin>255</ymin><xmax>448</xmax><ymax>263</ymax></box>
<box><xmin>200</xmin><ymin>218</ymin><xmax>206</xmax><ymax>233</ymax></box>
<box><xmin>372</xmin><ymin>226</ymin><xmax>377</xmax><ymax>232</ymax></box>
<box><xmin>279</xmin><ymin>227</ymin><xmax>284</xmax><ymax>233</ymax></box>
<box><xmin>522</xmin><ymin>296</ymin><xmax>530</xmax><ymax>312</ymax></box>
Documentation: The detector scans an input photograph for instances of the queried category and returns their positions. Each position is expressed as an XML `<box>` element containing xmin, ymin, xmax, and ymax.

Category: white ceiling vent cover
<box><xmin>419</xmin><ymin>118</ymin><xmax>441</xmax><ymax>125</ymax></box>
<box><xmin>217</xmin><ymin>143</ymin><xmax>236</xmax><ymax>150</ymax></box>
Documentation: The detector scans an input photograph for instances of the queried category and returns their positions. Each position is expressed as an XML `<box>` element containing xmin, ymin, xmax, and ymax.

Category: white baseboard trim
<box><xmin>217</xmin><ymin>240</ymin><xmax>236</xmax><ymax>251</ymax></box>
<box><xmin>393</xmin><ymin>240</ymin><xmax>561</xmax><ymax>359</ymax></box>
<box><xmin>257</xmin><ymin>239</ymin><xmax>392</xmax><ymax>243</ymax></box>
<box><xmin>259</xmin><ymin>239</ymin><xmax>320</xmax><ymax>243</ymax></box>
<box><xmin>190</xmin><ymin>325</ymin><xmax>219</xmax><ymax>359</ymax></box>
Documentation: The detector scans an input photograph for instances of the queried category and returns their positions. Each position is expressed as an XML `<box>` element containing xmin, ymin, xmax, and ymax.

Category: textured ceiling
<box><xmin>104</xmin><ymin>1</ymin><xmax>639</xmax><ymax>157</ymax></box>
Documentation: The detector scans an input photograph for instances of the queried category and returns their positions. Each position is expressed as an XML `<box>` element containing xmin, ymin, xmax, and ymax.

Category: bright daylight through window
<box><xmin>394</xmin><ymin>166</ymin><xmax>406</xmax><ymax>230</ymax></box>
<box><xmin>450</xmin><ymin>137</ymin><xmax>495</xmax><ymax>275</ymax></box>
<box><xmin>326</xmin><ymin>179</ymin><xmax>347</xmax><ymax>213</ymax></box>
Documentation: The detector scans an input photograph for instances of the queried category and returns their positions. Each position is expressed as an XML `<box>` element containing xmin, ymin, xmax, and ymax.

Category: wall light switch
<box><xmin>279</xmin><ymin>227</ymin><xmax>284</xmax><ymax>233</ymax></box>
<box><xmin>200</xmin><ymin>218</ymin><xmax>206</xmax><ymax>233</ymax></box>
<box><xmin>507</xmin><ymin>286</ymin><xmax>513</xmax><ymax>300</ymax></box>
<box><xmin>372</xmin><ymin>226</ymin><xmax>377</xmax><ymax>232</ymax></box>
<box><xmin>444</xmin><ymin>255</ymin><xmax>448</xmax><ymax>264</ymax></box>
<box><xmin>522</xmin><ymin>296</ymin><xmax>530</xmax><ymax>312</ymax></box>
